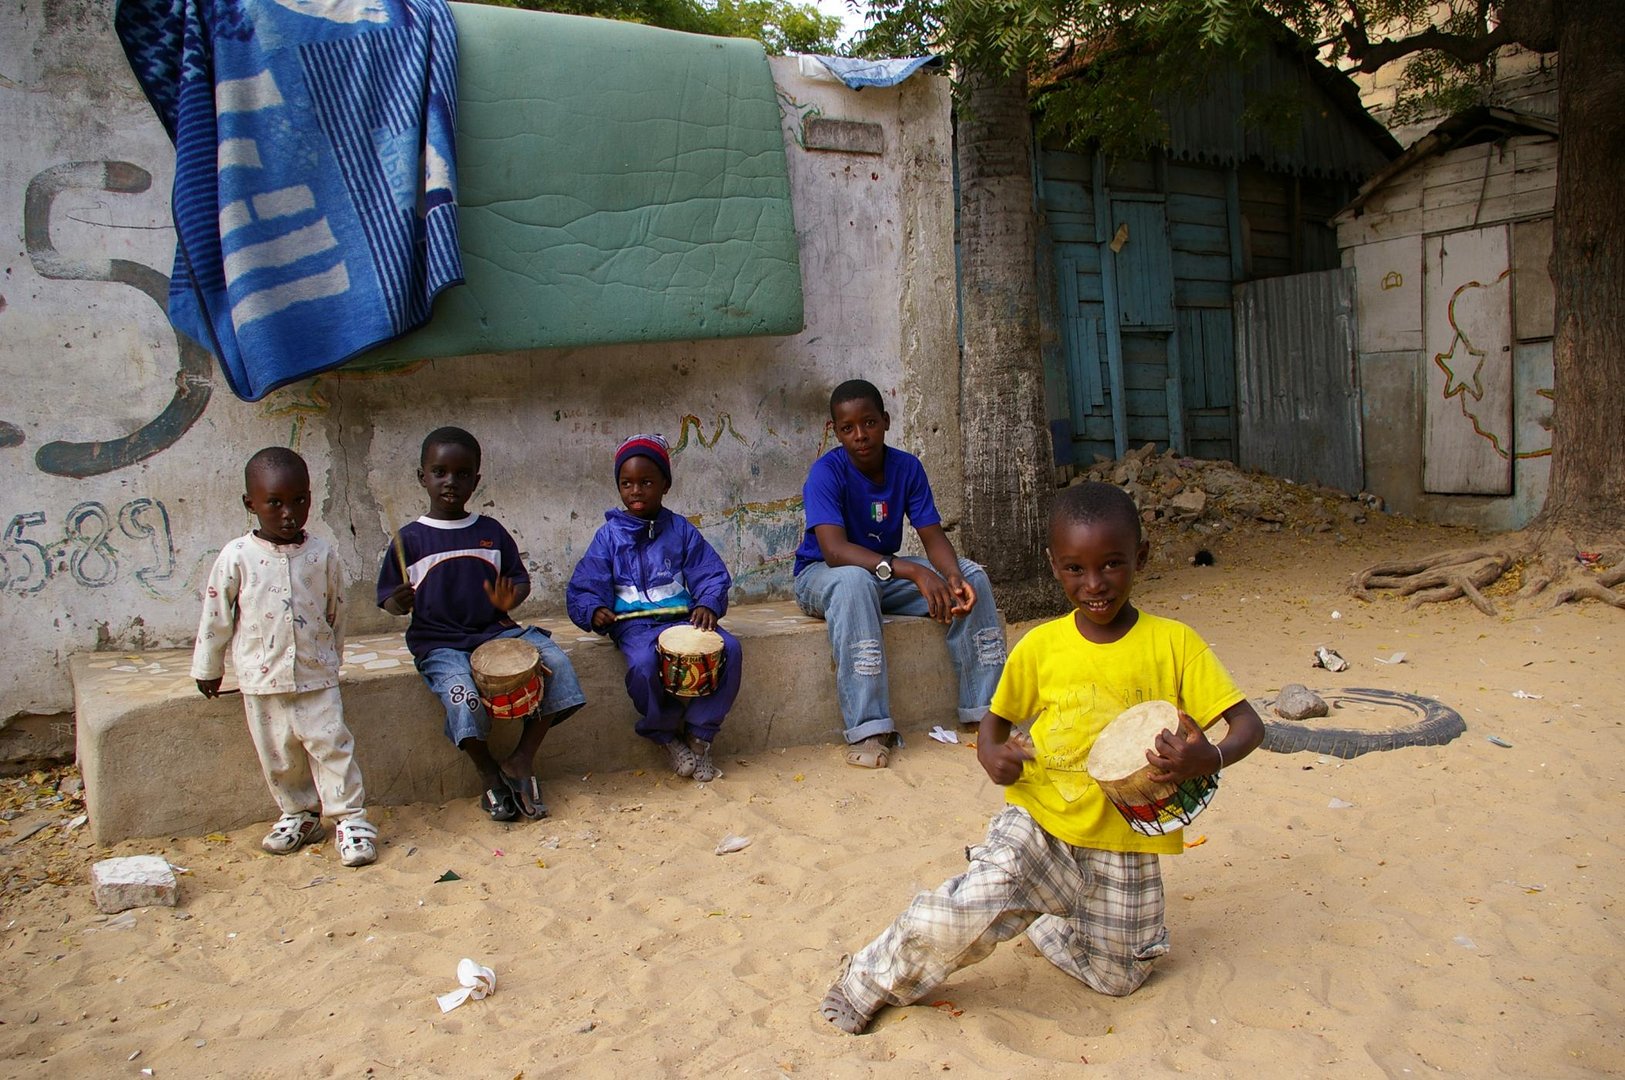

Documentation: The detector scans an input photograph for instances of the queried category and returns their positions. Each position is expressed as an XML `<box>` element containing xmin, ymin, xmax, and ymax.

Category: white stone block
<box><xmin>90</xmin><ymin>855</ymin><xmax>179</xmax><ymax>914</ymax></box>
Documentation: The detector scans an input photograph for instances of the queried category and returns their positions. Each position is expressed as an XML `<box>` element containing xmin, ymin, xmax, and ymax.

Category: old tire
<box><xmin>1259</xmin><ymin>687</ymin><xmax>1466</xmax><ymax>759</ymax></box>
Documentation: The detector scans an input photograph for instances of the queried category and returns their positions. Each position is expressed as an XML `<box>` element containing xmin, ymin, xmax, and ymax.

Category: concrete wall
<box><xmin>0</xmin><ymin>3</ymin><xmax>959</xmax><ymax>732</ymax></box>
<box><xmin>1337</xmin><ymin>137</ymin><xmax>1556</xmax><ymax>529</ymax></box>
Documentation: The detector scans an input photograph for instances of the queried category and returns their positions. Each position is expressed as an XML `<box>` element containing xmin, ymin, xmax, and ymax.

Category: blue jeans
<box><xmin>417</xmin><ymin>626</ymin><xmax>586</xmax><ymax>746</ymax></box>
<box><xmin>794</xmin><ymin>556</ymin><xmax>1006</xmax><ymax>743</ymax></box>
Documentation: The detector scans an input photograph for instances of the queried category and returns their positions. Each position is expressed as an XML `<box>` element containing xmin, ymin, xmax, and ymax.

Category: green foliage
<box><xmin>849</xmin><ymin>0</ymin><xmax>1529</xmax><ymax>153</ymax></box>
<box><xmin>495</xmin><ymin>0</ymin><xmax>842</xmax><ymax>54</ymax></box>
<box><xmin>708</xmin><ymin>0</ymin><xmax>844</xmax><ymax>54</ymax></box>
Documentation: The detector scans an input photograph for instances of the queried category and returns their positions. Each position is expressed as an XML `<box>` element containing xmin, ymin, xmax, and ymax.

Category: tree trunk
<box><xmin>1539</xmin><ymin>3</ymin><xmax>1625</xmax><ymax>539</ymax></box>
<box><xmin>955</xmin><ymin>69</ymin><xmax>1054</xmax><ymax>584</ymax></box>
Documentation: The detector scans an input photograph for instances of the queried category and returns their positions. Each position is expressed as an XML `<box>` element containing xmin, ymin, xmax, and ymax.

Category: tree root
<box><xmin>1351</xmin><ymin>534</ymin><xmax>1625</xmax><ymax>614</ymax></box>
<box><xmin>1350</xmin><ymin>548</ymin><xmax>1520</xmax><ymax>615</ymax></box>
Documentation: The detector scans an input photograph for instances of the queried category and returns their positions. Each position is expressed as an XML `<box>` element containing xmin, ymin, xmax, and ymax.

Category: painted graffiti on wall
<box><xmin>0</xmin><ymin>497</ymin><xmax>178</xmax><ymax>596</ymax></box>
<box><xmin>20</xmin><ymin>160</ymin><xmax>214</xmax><ymax>478</ymax></box>
<box><xmin>1433</xmin><ymin>270</ymin><xmax>1552</xmax><ymax>461</ymax></box>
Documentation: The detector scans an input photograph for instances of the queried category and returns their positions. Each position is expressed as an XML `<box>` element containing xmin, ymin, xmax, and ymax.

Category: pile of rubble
<box><xmin>1068</xmin><ymin>444</ymin><xmax>1386</xmax><ymax>537</ymax></box>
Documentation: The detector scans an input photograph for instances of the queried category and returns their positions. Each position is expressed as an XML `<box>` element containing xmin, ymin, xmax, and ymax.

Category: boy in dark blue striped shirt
<box><xmin>378</xmin><ymin>427</ymin><xmax>585</xmax><ymax>821</ymax></box>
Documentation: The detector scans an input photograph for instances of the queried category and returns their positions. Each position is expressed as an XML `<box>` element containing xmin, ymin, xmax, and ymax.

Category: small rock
<box><xmin>1166</xmin><ymin>490</ymin><xmax>1208</xmax><ymax>522</ymax></box>
<box><xmin>1275</xmin><ymin>684</ymin><xmax>1329</xmax><ymax>721</ymax></box>
<box><xmin>90</xmin><ymin>856</ymin><xmax>179</xmax><ymax>914</ymax></box>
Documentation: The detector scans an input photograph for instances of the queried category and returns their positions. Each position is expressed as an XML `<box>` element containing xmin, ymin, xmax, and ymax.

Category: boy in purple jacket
<box><xmin>567</xmin><ymin>434</ymin><xmax>741</xmax><ymax>782</ymax></box>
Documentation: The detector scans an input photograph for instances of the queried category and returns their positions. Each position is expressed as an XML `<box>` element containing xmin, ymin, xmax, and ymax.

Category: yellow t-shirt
<box><xmin>989</xmin><ymin>610</ymin><xmax>1245</xmax><ymax>855</ymax></box>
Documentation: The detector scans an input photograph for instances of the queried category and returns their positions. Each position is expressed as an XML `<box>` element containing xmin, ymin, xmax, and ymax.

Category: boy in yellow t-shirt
<box><xmin>821</xmin><ymin>482</ymin><xmax>1265</xmax><ymax>1034</ymax></box>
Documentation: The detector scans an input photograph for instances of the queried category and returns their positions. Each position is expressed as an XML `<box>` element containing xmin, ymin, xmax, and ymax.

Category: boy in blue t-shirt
<box><xmin>793</xmin><ymin>379</ymin><xmax>1006</xmax><ymax>768</ymax></box>
<box><xmin>377</xmin><ymin>427</ymin><xmax>586</xmax><ymax>821</ymax></box>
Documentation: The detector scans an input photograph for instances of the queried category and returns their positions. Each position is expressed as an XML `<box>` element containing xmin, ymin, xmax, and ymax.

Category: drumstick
<box><xmin>391</xmin><ymin>525</ymin><xmax>410</xmax><ymax>585</ymax></box>
<box><xmin>613</xmin><ymin>604</ymin><xmax>691</xmax><ymax>621</ymax></box>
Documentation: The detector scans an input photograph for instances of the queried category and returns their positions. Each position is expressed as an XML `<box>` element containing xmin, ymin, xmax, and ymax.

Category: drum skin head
<box><xmin>471</xmin><ymin>637</ymin><xmax>540</xmax><ymax>680</ymax></box>
<box><xmin>1087</xmin><ymin>700</ymin><xmax>1180</xmax><ymax>782</ymax></box>
<box><xmin>656</xmin><ymin>625</ymin><xmax>723</xmax><ymax>654</ymax></box>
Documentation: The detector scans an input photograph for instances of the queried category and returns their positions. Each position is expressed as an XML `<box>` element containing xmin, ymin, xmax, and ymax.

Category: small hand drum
<box><xmin>1086</xmin><ymin>700</ymin><xmax>1219</xmax><ymax>836</ymax></box>
<box><xmin>655</xmin><ymin>624</ymin><xmax>725</xmax><ymax>698</ymax></box>
<box><xmin>469</xmin><ymin>637</ymin><xmax>546</xmax><ymax>720</ymax></box>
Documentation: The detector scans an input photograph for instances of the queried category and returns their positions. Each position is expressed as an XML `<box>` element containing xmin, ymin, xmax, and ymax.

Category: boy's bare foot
<box><xmin>665</xmin><ymin>739</ymin><xmax>697</xmax><ymax>777</ymax></box>
<box><xmin>688</xmin><ymin>737</ymin><xmax>721</xmax><ymax>782</ymax></box>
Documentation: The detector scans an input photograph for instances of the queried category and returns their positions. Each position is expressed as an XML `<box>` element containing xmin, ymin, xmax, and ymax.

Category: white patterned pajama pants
<box><xmin>243</xmin><ymin>687</ymin><xmax>366</xmax><ymax>820</ymax></box>
<box><xmin>838</xmin><ymin>805</ymin><xmax>1169</xmax><ymax>1016</ymax></box>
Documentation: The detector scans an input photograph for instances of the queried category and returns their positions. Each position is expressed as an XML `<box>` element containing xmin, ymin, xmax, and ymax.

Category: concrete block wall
<box><xmin>0</xmin><ymin>2</ymin><xmax>960</xmax><ymax>738</ymax></box>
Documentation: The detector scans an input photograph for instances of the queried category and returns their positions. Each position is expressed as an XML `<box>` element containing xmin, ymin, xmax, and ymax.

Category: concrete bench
<box><xmin>73</xmin><ymin>602</ymin><xmax>986</xmax><ymax>844</ymax></box>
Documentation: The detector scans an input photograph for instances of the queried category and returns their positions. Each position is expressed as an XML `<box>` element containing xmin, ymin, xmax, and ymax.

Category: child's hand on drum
<box><xmin>484</xmin><ymin>576</ymin><xmax>523</xmax><ymax>612</ymax></box>
<box><xmin>383</xmin><ymin>582</ymin><xmax>415</xmax><ymax>616</ymax></box>
<box><xmin>689</xmin><ymin>605</ymin><xmax>718</xmax><ymax>631</ymax></box>
<box><xmin>196</xmin><ymin>677</ymin><xmax>222</xmax><ymax>698</ymax></box>
<box><xmin>1146</xmin><ymin>712</ymin><xmax>1221</xmax><ymax>783</ymax></box>
<box><xmin>591</xmin><ymin>606</ymin><xmax>614</xmax><ymax>631</ymax></box>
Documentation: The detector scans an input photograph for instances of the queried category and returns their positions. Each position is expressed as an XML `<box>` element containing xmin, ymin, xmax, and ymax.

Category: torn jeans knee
<box><xmin>972</xmin><ymin>626</ymin><xmax>1006</xmax><ymax>667</ymax></box>
<box><xmin>851</xmin><ymin>638</ymin><xmax>884</xmax><ymax>677</ymax></box>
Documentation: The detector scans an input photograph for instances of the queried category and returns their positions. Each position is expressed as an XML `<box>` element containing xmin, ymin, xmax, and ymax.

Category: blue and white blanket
<box><xmin>116</xmin><ymin>0</ymin><xmax>463</xmax><ymax>401</ymax></box>
<box><xmin>811</xmin><ymin>55</ymin><xmax>943</xmax><ymax>89</ymax></box>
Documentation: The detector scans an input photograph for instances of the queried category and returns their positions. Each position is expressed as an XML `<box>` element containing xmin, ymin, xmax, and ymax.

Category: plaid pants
<box><xmin>839</xmin><ymin>805</ymin><xmax>1169</xmax><ymax>1016</ymax></box>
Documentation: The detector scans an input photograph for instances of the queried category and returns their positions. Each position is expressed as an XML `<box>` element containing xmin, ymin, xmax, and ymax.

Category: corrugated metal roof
<box><xmin>1160</xmin><ymin>44</ymin><xmax>1396</xmax><ymax>181</ymax></box>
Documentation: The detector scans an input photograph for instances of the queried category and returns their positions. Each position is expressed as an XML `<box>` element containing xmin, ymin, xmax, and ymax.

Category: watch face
<box><xmin>875</xmin><ymin>560</ymin><xmax>892</xmax><ymax>580</ymax></box>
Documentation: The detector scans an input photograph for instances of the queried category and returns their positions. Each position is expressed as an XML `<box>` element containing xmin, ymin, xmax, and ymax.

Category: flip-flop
<box><xmin>480</xmin><ymin>786</ymin><xmax>519</xmax><ymax>822</ymax></box>
<box><xmin>504</xmin><ymin>773</ymin><xmax>548</xmax><ymax>820</ymax></box>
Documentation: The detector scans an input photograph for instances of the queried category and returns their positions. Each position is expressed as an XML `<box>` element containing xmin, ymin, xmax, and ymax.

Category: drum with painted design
<box><xmin>655</xmin><ymin>624</ymin><xmax>725</xmax><ymax>698</ymax></box>
<box><xmin>1087</xmin><ymin>700</ymin><xmax>1219</xmax><ymax>836</ymax></box>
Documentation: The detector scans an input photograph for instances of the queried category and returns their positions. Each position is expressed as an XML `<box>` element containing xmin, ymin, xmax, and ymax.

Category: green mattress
<box><xmin>364</xmin><ymin>5</ymin><xmax>803</xmax><ymax>364</ymax></box>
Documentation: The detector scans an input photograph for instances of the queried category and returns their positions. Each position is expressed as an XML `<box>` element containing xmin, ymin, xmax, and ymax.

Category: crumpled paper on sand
<box><xmin>437</xmin><ymin>957</ymin><xmax>496</xmax><ymax>1013</ymax></box>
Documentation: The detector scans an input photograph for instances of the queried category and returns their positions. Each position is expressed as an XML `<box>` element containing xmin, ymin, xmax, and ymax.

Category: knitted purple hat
<box><xmin>615</xmin><ymin>433</ymin><xmax>672</xmax><ymax>484</ymax></box>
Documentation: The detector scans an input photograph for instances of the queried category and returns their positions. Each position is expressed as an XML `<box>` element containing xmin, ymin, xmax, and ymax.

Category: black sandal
<box><xmin>480</xmin><ymin>786</ymin><xmax>519</xmax><ymax>822</ymax></box>
<box><xmin>504</xmin><ymin>773</ymin><xmax>548</xmax><ymax>820</ymax></box>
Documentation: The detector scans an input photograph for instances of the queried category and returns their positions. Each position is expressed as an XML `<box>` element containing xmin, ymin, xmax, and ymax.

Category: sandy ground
<box><xmin>1</xmin><ymin>517</ymin><xmax>1621</xmax><ymax>1079</ymax></box>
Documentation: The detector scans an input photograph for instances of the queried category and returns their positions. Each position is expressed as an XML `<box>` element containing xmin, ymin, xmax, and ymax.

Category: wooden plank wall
<box><xmin>1041</xmin><ymin>148</ymin><xmax>1353</xmax><ymax>465</ymax></box>
<box><xmin>1337</xmin><ymin>135</ymin><xmax>1557</xmax><ymax>248</ymax></box>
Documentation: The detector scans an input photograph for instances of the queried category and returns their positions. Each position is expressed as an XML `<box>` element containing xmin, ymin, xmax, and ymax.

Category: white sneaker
<box><xmin>335</xmin><ymin>817</ymin><xmax>378</xmax><ymax>867</ymax></box>
<box><xmin>262</xmin><ymin>811</ymin><xmax>323</xmax><ymax>855</ymax></box>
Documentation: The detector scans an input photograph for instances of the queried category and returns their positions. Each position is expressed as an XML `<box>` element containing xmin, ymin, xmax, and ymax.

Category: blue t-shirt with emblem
<box><xmin>793</xmin><ymin>446</ymin><xmax>942</xmax><ymax>576</ymax></box>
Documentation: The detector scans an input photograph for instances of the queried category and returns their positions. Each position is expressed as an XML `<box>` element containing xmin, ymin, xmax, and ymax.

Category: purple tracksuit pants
<box><xmin>609</xmin><ymin>618</ymin><xmax>741</xmax><ymax>744</ymax></box>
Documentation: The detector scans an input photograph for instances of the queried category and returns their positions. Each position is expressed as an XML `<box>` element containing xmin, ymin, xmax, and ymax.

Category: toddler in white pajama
<box><xmin>192</xmin><ymin>447</ymin><xmax>377</xmax><ymax>867</ymax></box>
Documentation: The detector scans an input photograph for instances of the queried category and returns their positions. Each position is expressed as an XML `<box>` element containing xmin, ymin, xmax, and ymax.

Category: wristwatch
<box><xmin>873</xmin><ymin>559</ymin><xmax>893</xmax><ymax>581</ymax></box>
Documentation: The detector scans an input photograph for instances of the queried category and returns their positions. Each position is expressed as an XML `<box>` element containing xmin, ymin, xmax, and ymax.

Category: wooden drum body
<box><xmin>1086</xmin><ymin>700</ymin><xmax>1219</xmax><ymax>836</ymax></box>
<box><xmin>469</xmin><ymin>637</ymin><xmax>544</xmax><ymax>721</ymax></box>
<box><xmin>655</xmin><ymin>624</ymin><xmax>725</xmax><ymax>698</ymax></box>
